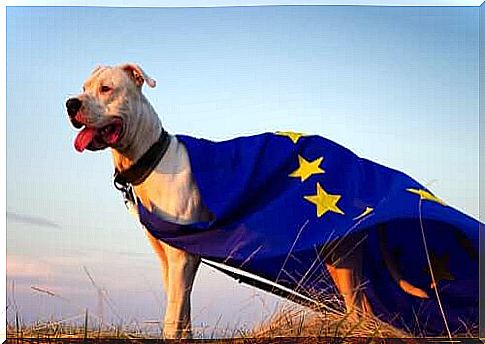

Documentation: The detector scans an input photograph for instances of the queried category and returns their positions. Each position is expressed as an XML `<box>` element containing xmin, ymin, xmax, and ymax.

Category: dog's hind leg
<box><xmin>325</xmin><ymin>234</ymin><xmax>372</xmax><ymax>316</ymax></box>
<box><xmin>377</xmin><ymin>224</ymin><xmax>429</xmax><ymax>299</ymax></box>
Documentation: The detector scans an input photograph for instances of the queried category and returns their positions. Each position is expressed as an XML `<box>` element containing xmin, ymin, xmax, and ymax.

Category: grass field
<box><xmin>7</xmin><ymin>302</ymin><xmax>481</xmax><ymax>343</ymax></box>
<box><xmin>6</xmin><ymin>300</ymin><xmax>450</xmax><ymax>342</ymax></box>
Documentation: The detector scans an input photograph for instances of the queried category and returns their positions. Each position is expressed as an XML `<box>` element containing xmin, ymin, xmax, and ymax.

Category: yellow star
<box><xmin>304</xmin><ymin>182</ymin><xmax>345</xmax><ymax>218</ymax></box>
<box><xmin>289</xmin><ymin>155</ymin><xmax>325</xmax><ymax>182</ymax></box>
<box><xmin>353</xmin><ymin>206</ymin><xmax>374</xmax><ymax>220</ymax></box>
<box><xmin>406</xmin><ymin>188</ymin><xmax>446</xmax><ymax>206</ymax></box>
<box><xmin>275</xmin><ymin>131</ymin><xmax>305</xmax><ymax>144</ymax></box>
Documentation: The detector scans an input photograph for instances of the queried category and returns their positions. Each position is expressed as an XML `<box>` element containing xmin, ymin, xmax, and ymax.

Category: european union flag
<box><xmin>137</xmin><ymin>132</ymin><xmax>479</xmax><ymax>336</ymax></box>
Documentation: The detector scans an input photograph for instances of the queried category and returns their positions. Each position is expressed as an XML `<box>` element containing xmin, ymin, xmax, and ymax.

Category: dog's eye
<box><xmin>100</xmin><ymin>85</ymin><xmax>112</xmax><ymax>93</ymax></box>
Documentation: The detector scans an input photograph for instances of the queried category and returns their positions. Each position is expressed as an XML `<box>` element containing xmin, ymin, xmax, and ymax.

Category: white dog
<box><xmin>66</xmin><ymin>63</ymin><xmax>428</xmax><ymax>339</ymax></box>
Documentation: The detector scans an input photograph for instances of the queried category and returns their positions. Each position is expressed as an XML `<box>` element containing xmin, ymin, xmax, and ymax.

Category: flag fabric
<box><xmin>136</xmin><ymin>132</ymin><xmax>479</xmax><ymax>335</ymax></box>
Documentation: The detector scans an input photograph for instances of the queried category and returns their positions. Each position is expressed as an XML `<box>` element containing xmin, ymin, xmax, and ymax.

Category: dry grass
<box><xmin>254</xmin><ymin>302</ymin><xmax>409</xmax><ymax>340</ymax></box>
<box><xmin>6</xmin><ymin>309</ymin><xmax>153</xmax><ymax>340</ymax></box>
<box><xmin>6</xmin><ymin>298</ymin><xmax>409</xmax><ymax>341</ymax></box>
<box><xmin>7</xmin><ymin>304</ymin><xmax>479</xmax><ymax>342</ymax></box>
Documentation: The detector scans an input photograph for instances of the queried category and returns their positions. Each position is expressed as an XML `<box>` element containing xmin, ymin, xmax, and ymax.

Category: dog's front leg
<box><xmin>145</xmin><ymin>230</ymin><xmax>169</xmax><ymax>292</ymax></box>
<box><xmin>163</xmin><ymin>244</ymin><xmax>200</xmax><ymax>339</ymax></box>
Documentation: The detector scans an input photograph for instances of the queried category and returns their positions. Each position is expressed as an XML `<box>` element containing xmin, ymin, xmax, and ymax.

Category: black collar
<box><xmin>114</xmin><ymin>129</ymin><xmax>170</xmax><ymax>187</ymax></box>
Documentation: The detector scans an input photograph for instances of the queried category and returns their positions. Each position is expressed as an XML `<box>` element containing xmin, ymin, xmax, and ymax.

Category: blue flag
<box><xmin>137</xmin><ymin>132</ymin><xmax>479</xmax><ymax>335</ymax></box>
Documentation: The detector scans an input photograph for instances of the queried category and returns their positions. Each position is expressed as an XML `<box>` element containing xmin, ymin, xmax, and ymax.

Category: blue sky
<box><xmin>6</xmin><ymin>4</ymin><xmax>479</xmax><ymax>335</ymax></box>
<box><xmin>4</xmin><ymin>0</ymin><xmax>484</xmax><ymax>6</ymax></box>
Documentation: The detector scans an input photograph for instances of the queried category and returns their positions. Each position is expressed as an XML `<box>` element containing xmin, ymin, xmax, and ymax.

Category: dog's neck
<box><xmin>111</xmin><ymin>94</ymin><xmax>164</xmax><ymax>173</ymax></box>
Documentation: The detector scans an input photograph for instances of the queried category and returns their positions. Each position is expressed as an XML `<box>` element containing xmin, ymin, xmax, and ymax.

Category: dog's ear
<box><xmin>120</xmin><ymin>63</ymin><xmax>157</xmax><ymax>88</ymax></box>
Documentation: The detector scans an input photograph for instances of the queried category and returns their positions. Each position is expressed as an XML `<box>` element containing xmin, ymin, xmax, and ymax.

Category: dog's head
<box><xmin>66</xmin><ymin>63</ymin><xmax>156</xmax><ymax>152</ymax></box>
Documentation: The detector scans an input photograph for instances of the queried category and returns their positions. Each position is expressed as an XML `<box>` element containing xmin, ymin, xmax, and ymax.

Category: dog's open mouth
<box><xmin>74</xmin><ymin>118</ymin><xmax>123</xmax><ymax>152</ymax></box>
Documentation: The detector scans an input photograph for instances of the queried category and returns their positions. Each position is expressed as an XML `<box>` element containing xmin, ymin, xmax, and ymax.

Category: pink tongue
<box><xmin>74</xmin><ymin>127</ymin><xmax>97</xmax><ymax>152</ymax></box>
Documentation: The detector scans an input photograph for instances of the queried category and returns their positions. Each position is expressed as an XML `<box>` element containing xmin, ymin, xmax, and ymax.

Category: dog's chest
<box><xmin>133</xmin><ymin>137</ymin><xmax>211</xmax><ymax>225</ymax></box>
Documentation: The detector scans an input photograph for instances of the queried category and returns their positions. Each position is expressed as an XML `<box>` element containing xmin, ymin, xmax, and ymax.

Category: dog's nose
<box><xmin>66</xmin><ymin>98</ymin><xmax>82</xmax><ymax>117</ymax></box>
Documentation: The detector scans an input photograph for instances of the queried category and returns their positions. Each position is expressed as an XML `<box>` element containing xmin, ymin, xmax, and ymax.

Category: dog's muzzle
<box><xmin>65</xmin><ymin>97</ymin><xmax>124</xmax><ymax>153</ymax></box>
